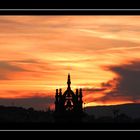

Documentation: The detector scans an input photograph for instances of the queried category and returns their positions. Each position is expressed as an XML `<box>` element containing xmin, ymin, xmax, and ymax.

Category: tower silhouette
<box><xmin>54</xmin><ymin>74</ymin><xmax>84</xmax><ymax>122</ymax></box>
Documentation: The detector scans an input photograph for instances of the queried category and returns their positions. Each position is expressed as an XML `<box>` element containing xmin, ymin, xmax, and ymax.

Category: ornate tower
<box><xmin>55</xmin><ymin>74</ymin><xmax>83</xmax><ymax>117</ymax></box>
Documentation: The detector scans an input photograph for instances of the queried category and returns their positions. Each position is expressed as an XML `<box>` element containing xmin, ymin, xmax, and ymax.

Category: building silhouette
<box><xmin>54</xmin><ymin>74</ymin><xmax>84</xmax><ymax>122</ymax></box>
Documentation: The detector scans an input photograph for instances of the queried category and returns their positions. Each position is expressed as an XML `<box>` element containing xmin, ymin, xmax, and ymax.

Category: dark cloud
<box><xmin>0</xmin><ymin>61</ymin><xmax>26</xmax><ymax>72</ymax></box>
<box><xmin>99</xmin><ymin>61</ymin><xmax>140</xmax><ymax>102</ymax></box>
<box><xmin>0</xmin><ymin>61</ymin><xmax>27</xmax><ymax>80</ymax></box>
<box><xmin>12</xmin><ymin>59</ymin><xmax>38</xmax><ymax>64</ymax></box>
<box><xmin>83</xmin><ymin>87</ymin><xmax>106</xmax><ymax>92</ymax></box>
<box><xmin>0</xmin><ymin>96</ymin><xmax>54</xmax><ymax>110</ymax></box>
<box><xmin>0</xmin><ymin>60</ymin><xmax>38</xmax><ymax>80</ymax></box>
<box><xmin>101</xmin><ymin>78</ymin><xmax>117</xmax><ymax>88</ymax></box>
<box><xmin>109</xmin><ymin>61</ymin><xmax>140</xmax><ymax>97</ymax></box>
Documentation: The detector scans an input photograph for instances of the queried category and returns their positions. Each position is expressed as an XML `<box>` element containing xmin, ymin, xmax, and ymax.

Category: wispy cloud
<box><xmin>0</xmin><ymin>16</ymin><xmax>140</xmax><ymax>108</ymax></box>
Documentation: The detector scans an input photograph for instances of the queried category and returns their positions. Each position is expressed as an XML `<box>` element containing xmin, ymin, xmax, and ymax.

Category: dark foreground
<box><xmin>0</xmin><ymin>105</ymin><xmax>140</xmax><ymax>130</ymax></box>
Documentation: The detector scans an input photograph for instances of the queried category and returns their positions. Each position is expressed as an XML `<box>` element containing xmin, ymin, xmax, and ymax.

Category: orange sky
<box><xmin>0</xmin><ymin>16</ymin><xmax>140</xmax><ymax>110</ymax></box>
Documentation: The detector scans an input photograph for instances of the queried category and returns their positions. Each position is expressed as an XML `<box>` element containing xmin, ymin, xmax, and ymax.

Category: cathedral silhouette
<box><xmin>54</xmin><ymin>74</ymin><xmax>84</xmax><ymax>122</ymax></box>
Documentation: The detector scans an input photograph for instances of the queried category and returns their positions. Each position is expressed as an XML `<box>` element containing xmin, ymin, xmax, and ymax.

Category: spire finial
<box><xmin>67</xmin><ymin>73</ymin><xmax>71</xmax><ymax>89</ymax></box>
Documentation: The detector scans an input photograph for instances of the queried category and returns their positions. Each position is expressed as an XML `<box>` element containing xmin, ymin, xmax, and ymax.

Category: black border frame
<box><xmin>0</xmin><ymin>9</ymin><xmax>140</xmax><ymax>131</ymax></box>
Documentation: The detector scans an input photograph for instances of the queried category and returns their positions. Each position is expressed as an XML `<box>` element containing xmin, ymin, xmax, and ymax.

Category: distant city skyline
<box><xmin>0</xmin><ymin>16</ymin><xmax>140</xmax><ymax>110</ymax></box>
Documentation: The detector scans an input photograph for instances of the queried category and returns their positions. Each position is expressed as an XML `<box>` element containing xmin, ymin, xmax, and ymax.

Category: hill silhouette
<box><xmin>0</xmin><ymin>104</ymin><xmax>140</xmax><ymax>130</ymax></box>
<box><xmin>85</xmin><ymin>103</ymin><xmax>140</xmax><ymax>119</ymax></box>
<box><xmin>0</xmin><ymin>103</ymin><xmax>140</xmax><ymax>123</ymax></box>
<box><xmin>0</xmin><ymin>105</ymin><xmax>54</xmax><ymax>122</ymax></box>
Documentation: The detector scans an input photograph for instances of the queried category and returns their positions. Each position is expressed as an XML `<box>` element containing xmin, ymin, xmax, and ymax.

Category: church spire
<box><xmin>67</xmin><ymin>73</ymin><xmax>71</xmax><ymax>89</ymax></box>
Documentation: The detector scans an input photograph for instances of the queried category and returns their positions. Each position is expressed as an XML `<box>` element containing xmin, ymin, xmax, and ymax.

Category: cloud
<box><xmin>1</xmin><ymin>16</ymin><xmax>140</xmax><ymax>107</ymax></box>
<box><xmin>98</xmin><ymin>61</ymin><xmax>140</xmax><ymax>102</ymax></box>
<box><xmin>0</xmin><ymin>60</ymin><xmax>34</xmax><ymax>80</ymax></box>
<box><xmin>0</xmin><ymin>74</ymin><xmax>9</xmax><ymax>80</ymax></box>
<box><xmin>83</xmin><ymin>87</ymin><xmax>106</xmax><ymax>92</ymax></box>
<box><xmin>12</xmin><ymin>59</ymin><xmax>38</xmax><ymax>64</ymax></box>
<box><xmin>0</xmin><ymin>61</ymin><xmax>27</xmax><ymax>72</ymax></box>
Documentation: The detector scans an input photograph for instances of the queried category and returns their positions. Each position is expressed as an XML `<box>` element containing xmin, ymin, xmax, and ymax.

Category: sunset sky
<box><xmin>0</xmin><ymin>16</ymin><xmax>140</xmax><ymax>110</ymax></box>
